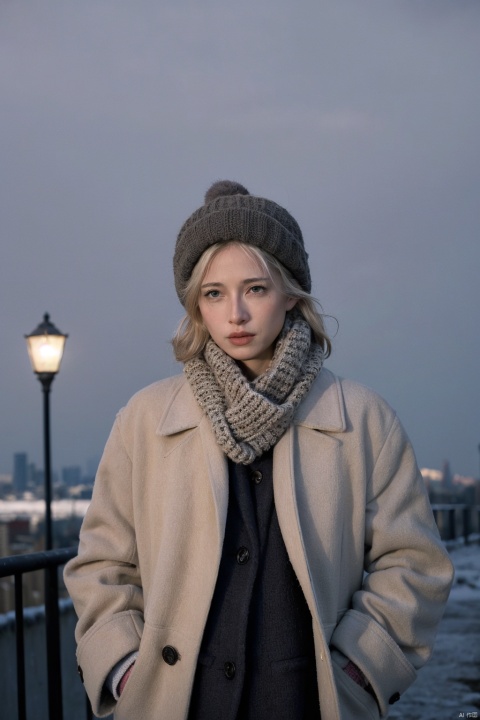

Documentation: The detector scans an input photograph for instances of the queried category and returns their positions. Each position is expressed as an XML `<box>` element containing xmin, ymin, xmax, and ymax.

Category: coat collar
<box><xmin>156</xmin><ymin>367</ymin><xmax>346</xmax><ymax>437</ymax></box>
<box><xmin>294</xmin><ymin>367</ymin><xmax>346</xmax><ymax>432</ymax></box>
<box><xmin>156</xmin><ymin>374</ymin><xmax>204</xmax><ymax>436</ymax></box>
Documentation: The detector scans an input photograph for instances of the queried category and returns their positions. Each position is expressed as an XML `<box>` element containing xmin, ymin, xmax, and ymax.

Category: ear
<box><xmin>285</xmin><ymin>296</ymin><xmax>298</xmax><ymax>311</ymax></box>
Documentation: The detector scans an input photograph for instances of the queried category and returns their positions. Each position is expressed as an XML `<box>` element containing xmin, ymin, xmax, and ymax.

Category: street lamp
<box><xmin>25</xmin><ymin>313</ymin><xmax>68</xmax><ymax>550</ymax></box>
<box><xmin>24</xmin><ymin>313</ymin><xmax>68</xmax><ymax>720</ymax></box>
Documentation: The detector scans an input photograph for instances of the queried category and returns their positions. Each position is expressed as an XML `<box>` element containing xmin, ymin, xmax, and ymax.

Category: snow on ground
<box><xmin>0</xmin><ymin>498</ymin><xmax>90</xmax><ymax>521</ymax></box>
<box><xmin>389</xmin><ymin>541</ymin><xmax>480</xmax><ymax>720</ymax></box>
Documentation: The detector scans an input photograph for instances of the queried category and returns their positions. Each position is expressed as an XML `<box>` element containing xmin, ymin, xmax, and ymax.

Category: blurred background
<box><xmin>1</xmin><ymin>0</ymin><xmax>479</xmax><ymax>482</ymax></box>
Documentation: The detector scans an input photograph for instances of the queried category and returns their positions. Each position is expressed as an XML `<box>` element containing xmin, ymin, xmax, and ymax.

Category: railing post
<box><xmin>462</xmin><ymin>506</ymin><xmax>470</xmax><ymax>545</ymax></box>
<box><xmin>14</xmin><ymin>573</ymin><xmax>27</xmax><ymax>720</ymax></box>
<box><xmin>448</xmin><ymin>508</ymin><xmax>456</xmax><ymax>540</ymax></box>
<box><xmin>45</xmin><ymin>564</ymin><xmax>64</xmax><ymax>720</ymax></box>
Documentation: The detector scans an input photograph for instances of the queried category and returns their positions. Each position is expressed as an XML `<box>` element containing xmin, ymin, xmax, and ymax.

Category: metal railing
<box><xmin>431</xmin><ymin>503</ymin><xmax>480</xmax><ymax>544</ymax></box>
<box><xmin>0</xmin><ymin>546</ymin><xmax>92</xmax><ymax>720</ymax></box>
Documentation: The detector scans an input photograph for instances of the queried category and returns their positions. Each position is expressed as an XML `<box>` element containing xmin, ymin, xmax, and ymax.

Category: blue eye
<box><xmin>250</xmin><ymin>285</ymin><xmax>266</xmax><ymax>294</ymax></box>
<box><xmin>205</xmin><ymin>289</ymin><xmax>220</xmax><ymax>298</ymax></box>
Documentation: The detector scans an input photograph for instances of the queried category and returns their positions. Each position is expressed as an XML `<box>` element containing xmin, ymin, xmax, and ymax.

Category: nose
<box><xmin>229</xmin><ymin>295</ymin><xmax>249</xmax><ymax>325</ymax></box>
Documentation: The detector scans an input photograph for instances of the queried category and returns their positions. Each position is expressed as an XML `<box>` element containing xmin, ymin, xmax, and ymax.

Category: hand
<box><xmin>118</xmin><ymin>663</ymin><xmax>135</xmax><ymax>696</ymax></box>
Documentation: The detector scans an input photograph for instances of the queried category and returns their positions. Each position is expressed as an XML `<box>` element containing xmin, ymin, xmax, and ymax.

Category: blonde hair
<box><xmin>172</xmin><ymin>241</ymin><xmax>332</xmax><ymax>362</ymax></box>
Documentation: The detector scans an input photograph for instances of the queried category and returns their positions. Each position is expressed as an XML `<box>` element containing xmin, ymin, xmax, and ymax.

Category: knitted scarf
<box><xmin>184</xmin><ymin>312</ymin><xmax>324</xmax><ymax>464</ymax></box>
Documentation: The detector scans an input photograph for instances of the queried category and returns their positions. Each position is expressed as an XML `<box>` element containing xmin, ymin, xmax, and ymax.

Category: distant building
<box><xmin>29</xmin><ymin>462</ymin><xmax>43</xmax><ymax>490</ymax></box>
<box><xmin>13</xmin><ymin>453</ymin><xmax>28</xmax><ymax>494</ymax></box>
<box><xmin>420</xmin><ymin>467</ymin><xmax>442</xmax><ymax>489</ymax></box>
<box><xmin>441</xmin><ymin>460</ymin><xmax>453</xmax><ymax>492</ymax></box>
<box><xmin>422</xmin><ymin>464</ymin><xmax>480</xmax><ymax>505</ymax></box>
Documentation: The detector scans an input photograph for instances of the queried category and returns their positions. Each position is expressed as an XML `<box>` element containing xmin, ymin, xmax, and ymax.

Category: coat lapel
<box><xmin>273</xmin><ymin>368</ymin><xmax>347</xmax><ymax>627</ymax></box>
<box><xmin>156</xmin><ymin>376</ymin><xmax>229</xmax><ymax>547</ymax></box>
<box><xmin>294</xmin><ymin>367</ymin><xmax>346</xmax><ymax>433</ymax></box>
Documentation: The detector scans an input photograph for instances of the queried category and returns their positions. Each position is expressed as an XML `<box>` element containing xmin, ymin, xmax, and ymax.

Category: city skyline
<box><xmin>1</xmin><ymin>450</ymin><xmax>100</xmax><ymax>487</ymax></box>
<box><xmin>2</xmin><ymin>446</ymin><xmax>478</xmax><ymax>491</ymax></box>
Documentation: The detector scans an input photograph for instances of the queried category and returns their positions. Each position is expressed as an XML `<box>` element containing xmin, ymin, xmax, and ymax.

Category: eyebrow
<box><xmin>200</xmin><ymin>276</ymin><xmax>270</xmax><ymax>288</ymax></box>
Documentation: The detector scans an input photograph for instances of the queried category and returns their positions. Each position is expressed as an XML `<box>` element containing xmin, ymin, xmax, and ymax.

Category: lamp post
<box><xmin>25</xmin><ymin>313</ymin><xmax>68</xmax><ymax>720</ymax></box>
<box><xmin>25</xmin><ymin>313</ymin><xmax>67</xmax><ymax>551</ymax></box>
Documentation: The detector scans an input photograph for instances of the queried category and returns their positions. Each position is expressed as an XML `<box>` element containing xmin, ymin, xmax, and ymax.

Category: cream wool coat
<box><xmin>64</xmin><ymin>368</ymin><xmax>453</xmax><ymax>720</ymax></box>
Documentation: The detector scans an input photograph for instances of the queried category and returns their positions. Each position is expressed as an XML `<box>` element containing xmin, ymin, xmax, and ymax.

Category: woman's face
<box><xmin>198</xmin><ymin>244</ymin><xmax>297</xmax><ymax>378</ymax></box>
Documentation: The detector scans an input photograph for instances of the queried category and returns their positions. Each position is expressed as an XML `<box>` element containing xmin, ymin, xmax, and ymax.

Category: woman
<box><xmin>65</xmin><ymin>180</ymin><xmax>453</xmax><ymax>720</ymax></box>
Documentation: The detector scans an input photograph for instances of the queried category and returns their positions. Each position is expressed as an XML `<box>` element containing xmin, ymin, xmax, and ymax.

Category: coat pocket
<box><xmin>332</xmin><ymin>656</ymin><xmax>380</xmax><ymax>720</ymax></box>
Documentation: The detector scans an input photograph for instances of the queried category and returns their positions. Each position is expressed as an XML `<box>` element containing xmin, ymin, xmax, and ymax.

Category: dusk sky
<box><xmin>1</xmin><ymin>1</ymin><xmax>479</xmax><ymax>479</ymax></box>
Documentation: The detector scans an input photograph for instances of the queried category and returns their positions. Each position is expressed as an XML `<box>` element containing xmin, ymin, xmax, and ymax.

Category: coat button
<box><xmin>251</xmin><ymin>470</ymin><xmax>263</xmax><ymax>484</ymax></box>
<box><xmin>389</xmin><ymin>692</ymin><xmax>400</xmax><ymax>705</ymax></box>
<box><xmin>224</xmin><ymin>661</ymin><xmax>236</xmax><ymax>679</ymax></box>
<box><xmin>77</xmin><ymin>665</ymin><xmax>84</xmax><ymax>683</ymax></box>
<box><xmin>236</xmin><ymin>546</ymin><xmax>250</xmax><ymax>564</ymax></box>
<box><xmin>162</xmin><ymin>645</ymin><xmax>179</xmax><ymax>665</ymax></box>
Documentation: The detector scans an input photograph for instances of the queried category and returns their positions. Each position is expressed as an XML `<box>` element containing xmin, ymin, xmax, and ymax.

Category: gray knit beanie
<box><xmin>173</xmin><ymin>180</ymin><xmax>311</xmax><ymax>303</ymax></box>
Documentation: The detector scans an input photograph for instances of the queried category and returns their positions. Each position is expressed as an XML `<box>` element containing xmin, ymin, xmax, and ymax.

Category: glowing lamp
<box><xmin>25</xmin><ymin>313</ymin><xmax>68</xmax><ymax>376</ymax></box>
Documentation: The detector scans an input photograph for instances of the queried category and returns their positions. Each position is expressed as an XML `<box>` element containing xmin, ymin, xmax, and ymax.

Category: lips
<box><xmin>227</xmin><ymin>333</ymin><xmax>254</xmax><ymax>346</ymax></box>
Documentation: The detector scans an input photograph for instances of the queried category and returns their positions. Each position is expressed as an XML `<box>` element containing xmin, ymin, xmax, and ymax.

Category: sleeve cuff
<box><xmin>105</xmin><ymin>651</ymin><xmax>138</xmax><ymax>700</ymax></box>
<box><xmin>331</xmin><ymin>609</ymin><xmax>416</xmax><ymax>715</ymax></box>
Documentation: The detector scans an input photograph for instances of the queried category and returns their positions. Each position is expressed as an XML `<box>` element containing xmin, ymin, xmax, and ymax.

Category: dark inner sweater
<box><xmin>187</xmin><ymin>449</ymin><xmax>321</xmax><ymax>720</ymax></box>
